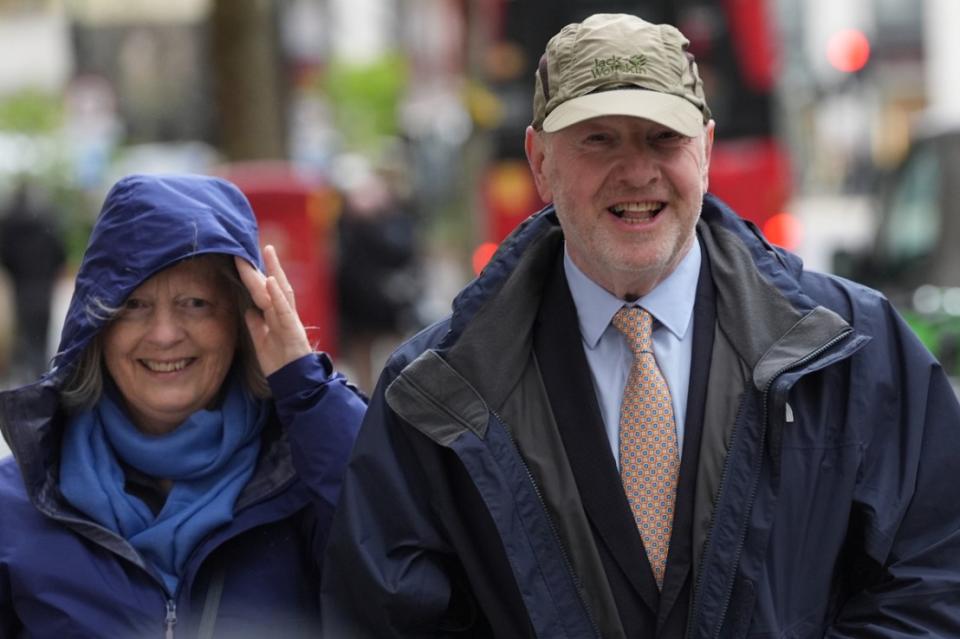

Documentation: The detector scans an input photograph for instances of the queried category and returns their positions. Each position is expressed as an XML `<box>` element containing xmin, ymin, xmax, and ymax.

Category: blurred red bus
<box><xmin>475</xmin><ymin>0</ymin><xmax>796</xmax><ymax>273</ymax></box>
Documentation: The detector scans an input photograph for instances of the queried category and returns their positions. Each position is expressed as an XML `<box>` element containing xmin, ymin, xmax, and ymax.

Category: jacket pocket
<box><xmin>745</xmin><ymin>443</ymin><xmax>860</xmax><ymax>637</ymax></box>
<box><xmin>745</xmin><ymin>609</ymin><xmax>822</xmax><ymax>638</ymax></box>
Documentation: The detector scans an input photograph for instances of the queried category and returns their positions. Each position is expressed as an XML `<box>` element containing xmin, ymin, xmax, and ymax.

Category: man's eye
<box><xmin>585</xmin><ymin>133</ymin><xmax>612</xmax><ymax>144</ymax></box>
<box><xmin>653</xmin><ymin>131</ymin><xmax>688</xmax><ymax>145</ymax></box>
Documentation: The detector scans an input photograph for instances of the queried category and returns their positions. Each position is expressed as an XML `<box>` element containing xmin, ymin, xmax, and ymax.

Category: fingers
<box><xmin>243</xmin><ymin>306</ymin><xmax>268</xmax><ymax>344</ymax></box>
<box><xmin>235</xmin><ymin>256</ymin><xmax>271</xmax><ymax>310</ymax></box>
<box><xmin>243</xmin><ymin>284</ymin><xmax>310</xmax><ymax>376</ymax></box>
<box><xmin>237</xmin><ymin>249</ymin><xmax>311</xmax><ymax>376</ymax></box>
<box><xmin>263</xmin><ymin>245</ymin><xmax>296</xmax><ymax>310</ymax></box>
<box><xmin>265</xmin><ymin>275</ymin><xmax>298</xmax><ymax>329</ymax></box>
<box><xmin>235</xmin><ymin>247</ymin><xmax>296</xmax><ymax>313</ymax></box>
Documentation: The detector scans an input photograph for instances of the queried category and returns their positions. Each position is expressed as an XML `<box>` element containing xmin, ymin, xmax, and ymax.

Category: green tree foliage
<box><xmin>322</xmin><ymin>54</ymin><xmax>408</xmax><ymax>154</ymax></box>
<box><xmin>0</xmin><ymin>90</ymin><xmax>62</xmax><ymax>133</ymax></box>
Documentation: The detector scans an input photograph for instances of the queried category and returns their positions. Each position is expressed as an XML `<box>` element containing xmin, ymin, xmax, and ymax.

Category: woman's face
<box><xmin>102</xmin><ymin>258</ymin><xmax>239</xmax><ymax>435</ymax></box>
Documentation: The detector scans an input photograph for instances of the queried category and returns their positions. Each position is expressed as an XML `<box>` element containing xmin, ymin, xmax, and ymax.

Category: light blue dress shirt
<box><xmin>564</xmin><ymin>240</ymin><xmax>701</xmax><ymax>466</ymax></box>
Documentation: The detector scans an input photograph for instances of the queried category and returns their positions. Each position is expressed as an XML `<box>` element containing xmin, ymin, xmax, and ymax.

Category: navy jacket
<box><xmin>0</xmin><ymin>175</ymin><xmax>366</xmax><ymax>638</ymax></box>
<box><xmin>322</xmin><ymin>195</ymin><xmax>960</xmax><ymax>637</ymax></box>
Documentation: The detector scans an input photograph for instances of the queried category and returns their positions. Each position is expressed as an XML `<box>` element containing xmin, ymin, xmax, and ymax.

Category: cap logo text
<box><xmin>592</xmin><ymin>54</ymin><xmax>648</xmax><ymax>79</ymax></box>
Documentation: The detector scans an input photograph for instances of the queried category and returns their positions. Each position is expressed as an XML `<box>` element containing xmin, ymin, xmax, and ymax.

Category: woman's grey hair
<box><xmin>59</xmin><ymin>254</ymin><xmax>270</xmax><ymax>411</ymax></box>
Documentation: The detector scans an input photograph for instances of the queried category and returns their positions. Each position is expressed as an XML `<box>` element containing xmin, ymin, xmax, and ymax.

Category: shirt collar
<box><xmin>564</xmin><ymin>239</ymin><xmax>701</xmax><ymax>348</ymax></box>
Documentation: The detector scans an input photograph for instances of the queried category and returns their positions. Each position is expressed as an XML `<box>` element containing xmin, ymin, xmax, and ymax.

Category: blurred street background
<box><xmin>2</xmin><ymin>0</ymin><xmax>960</xmax><ymax>457</ymax></box>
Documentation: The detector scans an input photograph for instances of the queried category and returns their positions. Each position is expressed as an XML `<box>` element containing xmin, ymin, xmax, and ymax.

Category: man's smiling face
<box><xmin>526</xmin><ymin>114</ymin><xmax>714</xmax><ymax>300</ymax></box>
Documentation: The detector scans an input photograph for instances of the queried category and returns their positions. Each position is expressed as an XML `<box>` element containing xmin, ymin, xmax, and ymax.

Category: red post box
<box><xmin>473</xmin><ymin>159</ymin><xmax>544</xmax><ymax>274</ymax></box>
<box><xmin>217</xmin><ymin>161</ymin><xmax>340</xmax><ymax>355</ymax></box>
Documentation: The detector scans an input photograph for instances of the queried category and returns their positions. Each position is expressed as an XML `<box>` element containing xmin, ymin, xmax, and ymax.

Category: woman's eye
<box><xmin>117</xmin><ymin>298</ymin><xmax>149</xmax><ymax>319</ymax></box>
<box><xmin>123</xmin><ymin>298</ymin><xmax>150</xmax><ymax>312</ymax></box>
<box><xmin>181</xmin><ymin>297</ymin><xmax>211</xmax><ymax>309</ymax></box>
<box><xmin>180</xmin><ymin>297</ymin><xmax>223</xmax><ymax>316</ymax></box>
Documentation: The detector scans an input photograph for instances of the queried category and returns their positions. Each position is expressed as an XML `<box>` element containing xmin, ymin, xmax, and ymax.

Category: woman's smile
<box><xmin>102</xmin><ymin>258</ymin><xmax>239</xmax><ymax>435</ymax></box>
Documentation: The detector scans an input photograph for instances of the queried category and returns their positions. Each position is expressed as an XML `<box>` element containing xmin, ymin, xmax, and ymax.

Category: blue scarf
<box><xmin>60</xmin><ymin>375</ymin><xmax>268</xmax><ymax>594</ymax></box>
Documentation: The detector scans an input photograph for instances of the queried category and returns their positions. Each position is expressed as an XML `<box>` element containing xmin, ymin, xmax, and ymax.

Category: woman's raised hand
<box><xmin>235</xmin><ymin>245</ymin><xmax>312</xmax><ymax>376</ymax></box>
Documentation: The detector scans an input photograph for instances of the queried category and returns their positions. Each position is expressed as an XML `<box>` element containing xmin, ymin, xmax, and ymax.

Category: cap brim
<box><xmin>542</xmin><ymin>89</ymin><xmax>704</xmax><ymax>136</ymax></box>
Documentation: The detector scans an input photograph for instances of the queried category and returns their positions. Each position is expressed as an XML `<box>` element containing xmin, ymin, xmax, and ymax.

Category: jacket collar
<box><xmin>696</xmin><ymin>195</ymin><xmax>858</xmax><ymax>390</ymax></box>
<box><xmin>440</xmin><ymin>211</ymin><xmax>564</xmax><ymax>413</ymax></box>
<box><xmin>0</xmin><ymin>377</ymin><xmax>299</xmax><ymax>537</ymax></box>
<box><xmin>425</xmin><ymin>194</ymin><xmax>858</xmax><ymax>401</ymax></box>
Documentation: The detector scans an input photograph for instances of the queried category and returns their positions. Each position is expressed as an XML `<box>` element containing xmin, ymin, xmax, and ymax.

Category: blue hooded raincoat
<box><xmin>0</xmin><ymin>174</ymin><xmax>366</xmax><ymax>638</ymax></box>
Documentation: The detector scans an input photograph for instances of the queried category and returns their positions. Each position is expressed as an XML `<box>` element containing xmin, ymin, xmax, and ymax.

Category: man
<box><xmin>322</xmin><ymin>13</ymin><xmax>960</xmax><ymax>638</ymax></box>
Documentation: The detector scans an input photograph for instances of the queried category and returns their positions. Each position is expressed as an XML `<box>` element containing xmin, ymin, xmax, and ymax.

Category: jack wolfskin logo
<box><xmin>592</xmin><ymin>54</ymin><xmax>648</xmax><ymax>79</ymax></box>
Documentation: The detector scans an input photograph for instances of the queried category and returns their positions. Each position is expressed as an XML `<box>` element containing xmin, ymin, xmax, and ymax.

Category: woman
<box><xmin>0</xmin><ymin>174</ymin><xmax>366</xmax><ymax>637</ymax></box>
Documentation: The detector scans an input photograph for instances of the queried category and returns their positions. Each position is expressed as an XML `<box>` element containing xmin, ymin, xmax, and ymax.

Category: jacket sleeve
<box><xmin>320</xmin><ymin>364</ymin><xmax>467</xmax><ymax>638</ymax></box>
<box><xmin>267</xmin><ymin>352</ymin><xmax>367</xmax><ymax>563</ymax></box>
<box><xmin>827</xmin><ymin>313</ymin><xmax>960</xmax><ymax>636</ymax></box>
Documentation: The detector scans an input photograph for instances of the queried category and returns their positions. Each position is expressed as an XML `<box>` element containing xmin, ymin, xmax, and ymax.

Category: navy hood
<box><xmin>52</xmin><ymin>174</ymin><xmax>263</xmax><ymax>378</ymax></box>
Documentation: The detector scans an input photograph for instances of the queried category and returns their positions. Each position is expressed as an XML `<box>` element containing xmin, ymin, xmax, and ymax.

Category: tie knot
<box><xmin>612</xmin><ymin>306</ymin><xmax>654</xmax><ymax>355</ymax></box>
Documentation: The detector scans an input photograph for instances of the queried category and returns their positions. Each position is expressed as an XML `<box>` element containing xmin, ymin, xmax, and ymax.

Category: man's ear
<box><xmin>524</xmin><ymin>126</ymin><xmax>553</xmax><ymax>203</ymax></box>
<box><xmin>701</xmin><ymin>120</ymin><xmax>716</xmax><ymax>192</ymax></box>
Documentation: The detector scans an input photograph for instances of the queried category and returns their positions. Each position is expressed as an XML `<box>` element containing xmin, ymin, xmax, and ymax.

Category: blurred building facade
<box><xmin>0</xmin><ymin>0</ymin><xmax>957</xmax><ymax>401</ymax></box>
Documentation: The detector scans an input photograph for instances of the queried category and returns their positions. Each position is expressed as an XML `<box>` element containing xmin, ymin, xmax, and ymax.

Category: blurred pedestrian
<box><xmin>335</xmin><ymin>162</ymin><xmax>421</xmax><ymax>392</ymax></box>
<box><xmin>0</xmin><ymin>174</ymin><xmax>365</xmax><ymax>637</ymax></box>
<box><xmin>322</xmin><ymin>13</ymin><xmax>960</xmax><ymax>637</ymax></box>
<box><xmin>0</xmin><ymin>178</ymin><xmax>66</xmax><ymax>382</ymax></box>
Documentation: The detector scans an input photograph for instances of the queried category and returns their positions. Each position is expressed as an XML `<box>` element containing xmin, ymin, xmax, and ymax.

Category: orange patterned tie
<box><xmin>612</xmin><ymin>306</ymin><xmax>680</xmax><ymax>589</ymax></box>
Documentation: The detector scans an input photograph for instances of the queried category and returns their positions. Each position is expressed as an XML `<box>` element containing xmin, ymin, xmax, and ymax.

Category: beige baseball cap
<box><xmin>532</xmin><ymin>13</ymin><xmax>711</xmax><ymax>135</ymax></box>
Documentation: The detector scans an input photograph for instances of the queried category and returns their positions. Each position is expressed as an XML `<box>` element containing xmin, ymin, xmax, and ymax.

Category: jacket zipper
<box><xmin>492</xmin><ymin>409</ymin><xmax>603</xmax><ymax>639</ymax></box>
<box><xmin>686</xmin><ymin>328</ymin><xmax>853</xmax><ymax>639</ymax></box>
<box><xmin>684</xmin><ymin>399</ymin><xmax>749</xmax><ymax>639</ymax></box>
<box><xmin>35</xmin><ymin>452</ymin><xmax>299</xmax><ymax>635</ymax></box>
<box><xmin>706</xmin><ymin>329</ymin><xmax>854</xmax><ymax>638</ymax></box>
<box><xmin>164</xmin><ymin>599</ymin><xmax>177</xmax><ymax>638</ymax></box>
